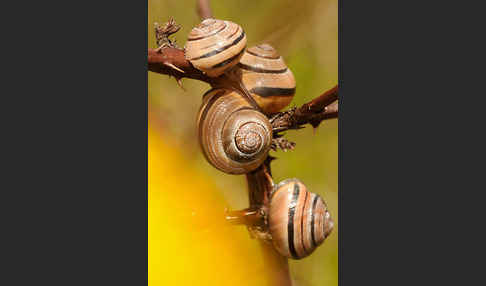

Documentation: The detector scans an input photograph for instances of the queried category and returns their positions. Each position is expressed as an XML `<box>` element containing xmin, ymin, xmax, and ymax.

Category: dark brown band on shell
<box><xmin>237</xmin><ymin>63</ymin><xmax>288</xmax><ymax>74</ymax></box>
<box><xmin>201</xmin><ymin>26</ymin><xmax>241</xmax><ymax>49</ymax></box>
<box><xmin>288</xmin><ymin>182</ymin><xmax>300</xmax><ymax>259</ymax></box>
<box><xmin>211</xmin><ymin>46</ymin><xmax>246</xmax><ymax>68</ymax></box>
<box><xmin>198</xmin><ymin>89</ymin><xmax>226</xmax><ymax>147</ymax></box>
<box><xmin>249</xmin><ymin>86</ymin><xmax>296</xmax><ymax>97</ymax></box>
<box><xmin>190</xmin><ymin>31</ymin><xmax>246</xmax><ymax>60</ymax></box>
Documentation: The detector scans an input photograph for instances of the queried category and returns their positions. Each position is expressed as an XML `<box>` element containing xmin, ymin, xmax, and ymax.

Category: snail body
<box><xmin>268</xmin><ymin>178</ymin><xmax>333</xmax><ymax>259</ymax></box>
<box><xmin>237</xmin><ymin>44</ymin><xmax>296</xmax><ymax>115</ymax></box>
<box><xmin>197</xmin><ymin>88</ymin><xmax>272</xmax><ymax>175</ymax></box>
<box><xmin>186</xmin><ymin>19</ymin><xmax>247</xmax><ymax>77</ymax></box>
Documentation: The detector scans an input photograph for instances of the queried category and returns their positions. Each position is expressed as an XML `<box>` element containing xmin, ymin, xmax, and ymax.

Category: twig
<box><xmin>308</xmin><ymin>101</ymin><xmax>338</xmax><ymax>124</ymax></box>
<box><xmin>245</xmin><ymin>162</ymin><xmax>293</xmax><ymax>286</ymax></box>
<box><xmin>197</xmin><ymin>0</ymin><xmax>213</xmax><ymax>20</ymax></box>
<box><xmin>148</xmin><ymin>47</ymin><xmax>212</xmax><ymax>82</ymax></box>
<box><xmin>270</xmin><ymin>85</ymin><xmax>338</xmax><ymax>133</ymax></box>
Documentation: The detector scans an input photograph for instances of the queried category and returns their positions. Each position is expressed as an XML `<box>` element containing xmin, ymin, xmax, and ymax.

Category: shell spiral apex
<box><xmin>197</xmin><ymin>88</ymin><xmax>272</xmax><ymax>175</ymax></box>
<box><xmin>186</xmin><ymin>19</ymin><xmax>247</xmax><ymax>77</ymax></box>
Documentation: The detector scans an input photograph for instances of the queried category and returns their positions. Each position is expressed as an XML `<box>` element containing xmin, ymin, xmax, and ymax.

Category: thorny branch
<box><xmin>270</xmin><ymin>85</ymin><xmax>339</xmax><ymax>134</ymax></box>
<box><xmin>148</xmin><ymin>19</ymin><xmax>338</xmax><ymax>142</ymax></box>
<box><xmin>149</xmin><ymin>19</ymin><xmax>261</xmax><ymax>107</ymax></box>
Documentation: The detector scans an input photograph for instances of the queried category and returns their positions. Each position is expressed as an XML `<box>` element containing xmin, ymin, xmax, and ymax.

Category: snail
<box><xmin>186</xmin><ymin>18</ymin><xmax>247</xmax><ymax>78</ymax></box>
<box><xmin>268</xmin><ymin>178</ymin><xmax>333</xmax><ymax>259</ymax></box>
<box><xmin>196</xmin><ymin>88</ymin><xmax>273</xmax><ymax>175</ymax></box>
<box><xmin>237</xmin><ymin>44</ymin><xmax>296</xmax><ymax>115</ymax></box>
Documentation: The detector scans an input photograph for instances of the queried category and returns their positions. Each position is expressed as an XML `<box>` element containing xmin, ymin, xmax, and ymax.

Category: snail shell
<box><xmin>269</xmin><ymin>178</ymin><xmax>333</xmax><ymax>259</ymax></box>
<box><xmin>237</xmin><ymin>44</ymin><xmax>296</xmax><ymax>115</ymax></box>
<box><xmin>186</xmin><ymin>19</ymin><xmax>247</xmax><ymax>77</ymax></box>
<box><xmin>197</xmin><ymin>88</ymin><xmax>272</xmax><ymax>174</ymax></box>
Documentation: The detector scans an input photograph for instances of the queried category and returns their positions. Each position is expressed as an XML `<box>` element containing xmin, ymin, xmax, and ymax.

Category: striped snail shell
<box><xmin>237</xmin><ymin>44</ymin><xmax>296</xmax><ymax>115</ymax></box>
<box><xmin>186</xmin><ymin>18</ymin><xmax>247</xmax><ymax>77</ymax></box>
<box><xmin>269</xmin><ymin>178</ymin><xmax>333</xmax><ymax>259</ymax></box>
<box><xmin>197</xmin><ymin>88</ymin><xmax>272</xmax><ymax>175</ymax></box>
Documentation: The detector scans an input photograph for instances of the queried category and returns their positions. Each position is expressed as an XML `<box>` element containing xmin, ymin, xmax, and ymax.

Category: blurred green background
<box><xmin>148</xmin><ymin>0</ymin><xmax>337</xmax><ymax>285</ymax></box>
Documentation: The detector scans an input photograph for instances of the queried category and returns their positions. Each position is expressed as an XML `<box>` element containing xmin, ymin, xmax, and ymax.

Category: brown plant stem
<box><xmin>197</xmin><ymin>0</ymin><xmax>213</xmax><ymax>20</ymax></box>
<box><xmin>271</xmin><ymin>85</ymin><xmax>339</xmax><ymax>133</ymax></box>
<box><xmin>245</xmin><ymin>162</ymin><xmax>293</xmax><ymax>286</ymax></box>
<box><xmin>148</xmin><ymin>47</ymin><xmax>212</xmax><ymax>82</ymax></box>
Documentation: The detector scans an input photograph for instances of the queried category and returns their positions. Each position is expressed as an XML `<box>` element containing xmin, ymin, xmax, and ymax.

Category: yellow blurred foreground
<box><xmin>148</xmin><ymin>126</ymin><xmax>270</xmax><ymax>286</ymax></box>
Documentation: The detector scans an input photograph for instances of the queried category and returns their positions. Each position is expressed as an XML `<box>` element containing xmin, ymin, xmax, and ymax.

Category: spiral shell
<box><xmin>269</xmin><ymin>179</ymin><xmax>333</xmax><ymax>259</ymax></box>
<box><xmin>237</xmin><ymin>44</ymin><xmax>296</xmax><ymax>115</ymax></box>
<box><xmin>197</xmin><ymin>88</ymin><xmax>272</xmax><ymax>174</ymax></box>
<box><xmin>186</xmin><ymin>19</ymin><xmax>247</xmax><ymax>77</ymax></box>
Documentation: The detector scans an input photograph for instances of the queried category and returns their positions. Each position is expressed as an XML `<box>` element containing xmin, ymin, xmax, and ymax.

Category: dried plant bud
<box><xmin>271</xmin><ymin>137</ymin><xmax>296</xmax><ymax>152</ymax></box>
<box><xmin>154</xmin><ymin>18</ymin><xmax>181</xmax><ymax>48</ymax></box>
